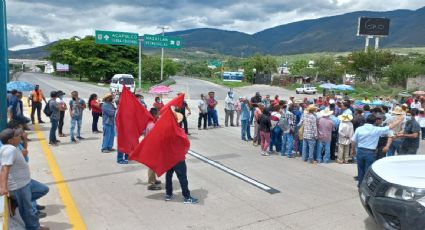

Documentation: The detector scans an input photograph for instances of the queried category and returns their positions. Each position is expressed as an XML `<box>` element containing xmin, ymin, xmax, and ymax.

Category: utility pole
<box><xmin>0</xmin><ymin>0</ymin><xmax>9</xmax><ymax>130</ymax></box>
<box><xmin>157</xmin><ymin>26</ymin><xmax>169</xmax><ymax>81</ymax></box>
<box><xmin>138</xmin><ymin>36</ymin><xmax>143</xmax><ymax>89</ymax></box>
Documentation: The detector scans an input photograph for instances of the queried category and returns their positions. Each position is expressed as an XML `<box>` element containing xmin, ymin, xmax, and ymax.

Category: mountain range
<box><xmin>9</xmin><ymin>6</ymin><xmax>425</xmax><ymax>58</ymax></box>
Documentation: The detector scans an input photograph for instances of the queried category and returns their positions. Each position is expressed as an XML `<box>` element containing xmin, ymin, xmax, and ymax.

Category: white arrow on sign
<box><xmin>104</xmin><ymin>35</ymin><xmax>110</xmax><ymax>41</ymax></box>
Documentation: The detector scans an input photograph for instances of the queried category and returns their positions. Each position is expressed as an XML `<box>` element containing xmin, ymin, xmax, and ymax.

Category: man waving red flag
<box><xmin>130</xmin><ymin>106</ymin><xmax>190</xmax><ymax>176</ymax></box>
<box><xmin>160</xmin><ymin>93</ymin><xmax>185</xmax><ymax>114</ymax></box>
<box><xmin>116</xmin><ymin>86</ymin><xmax>153</xmax><ymax>154</ymax></box>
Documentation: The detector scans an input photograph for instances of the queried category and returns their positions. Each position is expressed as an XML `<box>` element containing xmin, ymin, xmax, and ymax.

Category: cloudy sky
<box><xmin>6</xmin><ymin>0</ymin><xmax>425</xmax><ymax>50</ymax></box>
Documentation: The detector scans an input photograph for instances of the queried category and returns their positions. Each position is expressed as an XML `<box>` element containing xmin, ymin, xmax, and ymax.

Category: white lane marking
<box><xmin>188</xmin><ymin>150</ymin><xmax>279</xmax><ymax>193</ymax></box>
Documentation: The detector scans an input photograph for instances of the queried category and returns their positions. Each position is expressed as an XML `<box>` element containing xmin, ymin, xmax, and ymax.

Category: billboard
<box><xmin>223</xmin><ymin>72</ymin><xmax>243</xmax><ymax>82</ymax></box>
<box><xmin>56</xmin><ymin>63</ymin><xmax>70</xmax><ymax>72</ymax></box>
<box><xmin>357</xmin><ymin>17</ymin><xmax>390</xmax><ymax>36</ymax></box>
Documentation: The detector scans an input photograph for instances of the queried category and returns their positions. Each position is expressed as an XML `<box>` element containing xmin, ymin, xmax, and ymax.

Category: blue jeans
<box><xmin>102</xmin><ymin>124</ymin><xmax>115</xmax><ymax>150</ymax></box>
<box><xmin>241</xmin><ymin>119</ymin><xmax>252</xmax><ymax>140</ymax></box>
<box><xmin>281</xmin><ymin>132</ymin><xmax>294</xmax><ymax>157</ymax></box>
<box><xmin>386</xmin><ymin>139</ymin><xmax>401</xmax><ymax>157</ymax></box>
<box><xmin>70</xmin><ymin>116</ymin><xmax>82</xmax><ymax>140</ymax></box>
<box><xmin>49</xmin><ymin>118</ymin><xmax>58</xmax><ymax>143</ymax></box>
<box><xmin>117</xmin><ymin>151</ymin><xmax>129</xmax><ymax>162</ymax></box>
<box><xmin>269</xmin><ymin>126</ymin><xmax>282</xmax><ymax>152</ymax></box>
<box><xmin>9</xmin><ymin>179</ymin><xmax>49</xmax><ymax>230</ymax></box>
<box><xmin>302</xmin><ymin>139</ymin><xmax>316</xmax><ymax>162</ymax></box>
<box><xmin>317</xmin><ymin>141</ymin><xmax>331</xmax><ymax>163</ymax></box>
<box><xmin>356</xmin><ymin>148</ymin><xmax>376</xmax><ymax>187</ymax></box>
<box><xmin>165</xmin><ymin>160</ymin><xmax>191</xmax><ymax>199</ymax></box>
<box><xmin>207</xmin><ymin>109</ymin><xmax>218</xmax><ymax>127</ymax></box>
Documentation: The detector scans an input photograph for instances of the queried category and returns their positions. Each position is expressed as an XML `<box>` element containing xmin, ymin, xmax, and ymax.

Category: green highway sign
<box><xmin>95</xmin><ymin>30</ymin><xmax>139</xmax><ymax>46</ymax></box>
<box><xmin>143</xmin><ymin>34</ymin><xmax>183</xmax><ymax>49</ymax></box>
<box><xmin>207</xmin><ymin>60</ymin><xmax>222</xmax><ymax>68</ymax></box>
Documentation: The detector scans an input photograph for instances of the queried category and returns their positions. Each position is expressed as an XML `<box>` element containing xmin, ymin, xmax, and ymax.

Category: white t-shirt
<box><xmin>0</xmin><ymin>145</ymin><xmax>31</xmax><ymax>191</ymax></box>
<box><xmin>198</xmin><ymin>100</ymin><xmax>208</xmax><ymax>113</ymax></box>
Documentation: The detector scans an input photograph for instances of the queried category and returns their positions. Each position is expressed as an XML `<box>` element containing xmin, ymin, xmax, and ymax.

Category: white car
<box><xmin>359</xmin><ymin>155</ymin><xmax>425</xmax><ymax>230</ymax></box>
<box><xmin>295</xmin><ymin>84</ymin><xmax>317</xmax><ymax>94</ymax></box>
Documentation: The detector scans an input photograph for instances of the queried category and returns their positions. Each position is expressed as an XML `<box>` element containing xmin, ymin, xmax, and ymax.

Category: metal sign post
<box><xmin>0</xmin><ymin>0</ymin><xmax>9</xmax><ymax>130</ymax></box>
<box><xmin>138</xmin><ymin>36</ymin><xmax>143</xmax><ymax>90</ymax></box>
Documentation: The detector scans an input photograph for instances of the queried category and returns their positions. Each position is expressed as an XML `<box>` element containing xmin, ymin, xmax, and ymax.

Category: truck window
<box><xmin>119</xmin><ymin>77</ymin><xmax>134</xmax><ymax>84</ymax></box>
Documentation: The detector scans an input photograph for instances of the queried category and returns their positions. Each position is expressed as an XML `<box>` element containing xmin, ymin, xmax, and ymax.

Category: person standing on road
<box><xmin>145</xmin><ymin>108</ymin><xmax>162</xmax><ymax>190</ymax></box>
<box><xmin>418</xmin><ymin>108</ymin><xmax>425</xmax><ymax>140</ymax></box>
<box><xmin>207</xmin><ymin>91</ymin><xmax>219</xmax><ymax>128</ymax></box>
<box><xmin>301</xmin><ymin>105</ymin><xmax>318</xmax><ymax>163</ymax></box>
<box><xmin>280</xmin><ymin>105</ymin><xmax>296</xmax><ymax>158</ymax></box>
<box><xmin>197</xmin><ymin>94</ymin><xmax>208</xmax><ymax>130</ymax></box>
<box><xmin>383</xmin><ymin>106</ymin><xmax>405</xmax><ymax>157</ymax></box>
<box><xmin>0</xmin><ymin>128</ymin><xmax>50</xmax><ymax>230</ymax></box>
<box><xmin>176</xmin><ymin>93</ymin><xmax>192</xmax><ymax>135</ymax></box>
<box><xmin>250</xmin><ymin>92</ymin><xmax>262</xmax><ymax>125</ymax></box>
<box><xmin>262</xmin><ymin>95</ymin><xmax>271</xmax><ymax>109</ymax></box>
<box><xmin>56</xmin><ymin>91</ymin><xmax>67</xmax><ymax>137</ymax></box>
<box><xmin>316</xmin><ymin>108</ymin><xmax>334</xmax><ymax>163</ymax></box>
<box><xmin>398</xmin><ymin>108</ymin><xmax>421</xmax><ymax>155</ymax></box>
<box><xmin>48</xmin><ymin>91</ymin><xmax>64</xmax><ymax>146</ymax></box>
<box><xmin>88</xmin><ymin>94</ymin><xmax>102</xmax><ymax>134</ymax></box>
<box><xmin>253</xmin><ymin>103</ymin><xmax>264</xmax><ymax>146</ymax></box>
<box><xmin>234</xmin><ymin>97</ymin><xmax>242</xmax><ymax>127</ymax></box>
<box><xmin>224</xmin><ymin>91</ymin><xmax>236</xmax><ymax>127</ymax></box>
<box><xmin>101</xmin><ymin>94</ymin><xmax>116</xmax><ymax>153</ymax></box>
<box><xmin>351</xmin><ymin>114</ymin><xmax>404</xmax><ymax>187</ymax></box>
<box><xmin>258</xmin><ymin>108</ymin><xmax>271</xmax><ymax>156</ymax></box>
<box><xmin>240</xmin><ymin>97</ymin><xmax>253</xmax><ymax>141</ymax></box>
<box><xmin>337</xmin><ymin>114</ymin><xmax>354</xmax><ymax>164</ymax></box>
<box><xmin>69</xmin><ymin>91</ymin><xmax>86</xmax><ymax>143</ymax></box>
<box><xmin>28</xmin><ymin>85</ymin><xmax>47</xmax><ymax>124</ymax></box>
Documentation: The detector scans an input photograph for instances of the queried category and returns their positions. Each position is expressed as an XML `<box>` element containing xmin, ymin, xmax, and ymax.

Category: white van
<box><xmin>110</xmin><ymin>74</ymin><xmax>135</xmax><ymax>93</ymax></box>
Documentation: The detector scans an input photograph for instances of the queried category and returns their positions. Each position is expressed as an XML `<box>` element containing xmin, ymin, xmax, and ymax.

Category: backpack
<box><xmin>278</xmin><ymin>114</ymin><xmax>290</xmax><ymax>131</ymax></box>
<box><xmin>43</xmin><ymin>100</ymin><xmax>53</xmax><ymax>117</ymax></box>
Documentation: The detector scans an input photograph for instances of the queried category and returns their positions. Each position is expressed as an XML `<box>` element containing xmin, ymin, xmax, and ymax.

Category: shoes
<box><xmin>59</xmin><ymin>133</ymin><xmax>66</xmax><ymax>137</ymax></box>
<box><xmin>155</xmin><ymin>180</ymin><xmax>162</xmax><ymax>185</ymax></box>
<box><xmin>248</xmin><ymin>138</ymin><xmax>254</xmax><ymax>141</ymax></box>
<box><xmin>230</xmin><ymin>124</ymin><xmax>235</xmax><ymax>127</ymax></box>
<box><xmin>203</xmin><ymin>127</ymin><xmax>207</xmax><ymax>130</ymax></box>
<box><xmin>37</xmin><ymin>211</ymin><xmax>47</xmax><ymax>219</ymax></box>
<box><xmin>39</xmin><ymin>120</ymin><xmax>45</xmax><ymax>124</ymax></box>
<box><xmin>117</xmin><ymin>160</ymin><xmax>128</xmax><ymax>164</ymax></box>
<box><xmin>24</xmin><ymin>127</ymin><xmax>31</xmax><ymax>131</ymax></box>
<box><xmin>165</xmin><ymin>194</ymin><xmax>173</xmax><ymax>201</ymax></box>
<box><xmin>261</xmin><ymin>151</ymin><xmax>269</xmax><ymax>156</ymax></box>
<box><xmin>183</xmin><ymin>196</ymin><xmax>199</xmax><ymax>204</ymax></box>
<box><xmin>147</xmin><ymin>184</ymin><xmax>161</xmax><ymax>190</ymax></box>
<box><xmin>36</xmin><ymin>204</ymin><xmax>46</xmax><ymax>210</ymax></box>
<box><xmin>198</xmin><ymin>127</ymin><xmax>202</xmax><ymax>130</ymax></box>
<box><xmin>101</xmin><ymin>149</ymin><xmax>110</xmax><ymax>153</ymax></box>
<box><xmin>49</xmin><ymin>142</ymin><xmax>58</xmax><ymax>146</ymax></box>
<box><xmin>39</xmin><ymin>226</ymin><xmax>50</xmax><ymax>230</ymax></box>
<box><xmin>77</xmin><ymin>136</ymin><xmax>85</xmax><ymax>140</ymax></box>
<box><xmin>71</xmin><ymin>138</ymin><xmax>78</xmax><ymax>143</ymax></box>
<box><xmin>186</xmin><ymin>133</ymin><xmax>191</xmax><ymax>136</ymax></box>
<box><xmin>93</xmin><ymin>131</ymin><xmax>103</xmax><ymax>134</ymax></box>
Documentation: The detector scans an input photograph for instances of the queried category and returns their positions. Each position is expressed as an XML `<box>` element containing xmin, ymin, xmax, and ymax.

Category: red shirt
<box><xmin>90</xmin><ymin>100</ymin><xmax>102</xmax><ymax>113</ymax></box>
<box><xmin>153</xmin><ymin>102</ymin><xmax>164</xmax><ymax>110</ymax></box>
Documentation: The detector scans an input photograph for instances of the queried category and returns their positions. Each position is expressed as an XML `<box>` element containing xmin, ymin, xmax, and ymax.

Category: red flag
<box><xmin>160</xmin><ymin>93</ymin><xmax>185</xmax><ymax>114</ymax></box>
<box><xmin>129</xmin><ymin>107</ymin><xmax>190</xmax><ymax>176</ymax></box>
<box><xmin>116</xmin><ymin>86</ymin><xmax>153</xmax><ymax>154</ymax></box>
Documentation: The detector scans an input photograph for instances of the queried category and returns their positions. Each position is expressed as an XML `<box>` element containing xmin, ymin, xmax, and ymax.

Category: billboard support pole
<box><xmin>0</xmin><ymin>0</ymin><xmax>9</xmax><ymax>130</ymax></box>
<box><xmin>364</xmin><ymin>36</ymin><xmax>371</xmax><ymax>52</ymax></box>
<box><xmin>374</xmin><ymin>36</ymin><xmax>380</xmax><ymax>50</ymax></box>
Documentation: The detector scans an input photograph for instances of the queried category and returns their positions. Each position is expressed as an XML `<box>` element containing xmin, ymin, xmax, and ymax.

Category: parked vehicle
<box><xmin>295</xmin><ymin>84</ymin><xmax>317</xmax><ymax>94</ymax></box>
<box><xmin>359</xmin><ymin>155</ymin><xmax>425</xmax><ymax>230</ymax></box>
<box><xmin>110</xmin><ymin>74</ymin><xmax>135</xmax><ymax>93</ymax></box>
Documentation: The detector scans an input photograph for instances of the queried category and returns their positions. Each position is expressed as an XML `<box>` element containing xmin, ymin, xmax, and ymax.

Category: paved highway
<box><xmin>12</xmin><ymin>72</ymin><xmax>423</xmax><ymax>229</ymax></box>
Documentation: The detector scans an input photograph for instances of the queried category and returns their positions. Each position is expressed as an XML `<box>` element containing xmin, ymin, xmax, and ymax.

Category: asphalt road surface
<box><xmin>10</xmin><ymin>72</ymin><xmax>424</xmax><ymax>230</ymax></box>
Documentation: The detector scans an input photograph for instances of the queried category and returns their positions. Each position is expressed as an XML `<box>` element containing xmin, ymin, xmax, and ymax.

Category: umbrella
<box><xmin>371</xmin><ymin>101</ymin><xmax>383</xmax><ymax>106</ymax></box>
<box><xmin>398</xmin><ymin>92</ymin><xmax>411</xmax><ymax>97</ymax></box>
<box><xmin>148</xmin><ymin>85</ymin><xmax>172</xmax><ymax>94</ymax></box>
<box><xmin>413</xmin><ymin>90</ymin><xmax>425</xmax><ymax>95</ymax></box>
<box><xmin>7</xmin><ymin>81</ymin><xmax>34</xmax><ymax>92</ymax></box>
<box><xmin>335</xmin><ymin>84</ymin><xmax>354</xmax><ymax>91</ymax></box>
<box><xmin>319</xmin><ymin>83</ymin><xmax>336</xmax><ymax>89</ymax></box>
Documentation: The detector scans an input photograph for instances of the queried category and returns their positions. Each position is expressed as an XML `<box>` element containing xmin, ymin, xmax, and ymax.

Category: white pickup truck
<box><xmin>295</xmin><ymin>84</ymin><xmax>317</xmax><ymax>94</ymax></box>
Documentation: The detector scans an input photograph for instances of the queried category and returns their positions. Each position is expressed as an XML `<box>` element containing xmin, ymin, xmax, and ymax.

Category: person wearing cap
<box><xmin>28</xmin><ymin>84</ymin><xmax>48</xmax><ymax>124</ymax></box>
<box><xmin>69</xmin><ymin>91</ymin><xmax>86</xmax><ymax>142</ymax></box>
<box><xmin>197</xmin><ymin>94</ymin><xmax>208</xmax><ymax>130</ymax></box>
<box><xmin>48</xmin><ymin>91</ymin><xmax>63</xmax><ymax>145</ymax></box>
<box><xmin>101</xmin><ymin>94</ymin><xmax>116</xmax><ymax>153</ymax></box>
<box><xmin>351</xmin><ymin>114</ymin><xmax>404</xmax><ymax>187</ymax></box>
<box><xmin>301</xmin><ymin>105</ymin><xmax>318</xmax><ymax>163</ymax></box>
<box><xmin>207</xmin><ymin>91</ymin><xmax>219</xmax><ymax>128</ymax></box>
<box><xmin>337</xmin><ymin>114</ymin><xmax>353</xmax><ymax>163</ymax></box>
<box><xmin>316</xmin><ymin>108</ymin><xmax>334</xmax><ymax>163</ymax></box>
<box><xmin>0</xmin><ymin>128</ymin><xmax>50</xmax><ymax>230</ymax></box>
<box><xmin>56</xmin><ymin>91</ymin><xmax>67</xmax><ymax>137</ymax></box>
<box><xmin>240</xmin><ymin>96</ymin><xmax>253</xmax><ymax>141</ymax></box>
<box><xmin>383</xmin><ymin>106</ymin><xmax>406</xmax><ymax>157</ymax></box>
<box><xmin>397</xmin><ymin>108</ymin><xmax>421</xmax><ymax>155</ymax></box>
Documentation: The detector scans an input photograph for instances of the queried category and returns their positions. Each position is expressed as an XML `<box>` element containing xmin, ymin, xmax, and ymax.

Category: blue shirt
<box><xmin>240</xmin><ymin>102</ymin><xmax>250</xmax><ymax>121</ymax></box>
<box><xmin>330</xmin><ymin>115</ymin><xmax>340</xmax><ymax>131</ymax></box>
<box><xmin>351</xmin><ymin>124</ymin><xmax>390</xmax><ymax>150</ymax></box>
<box><xmin>102</xmin><ymin>102</ymin><xmax>116</xmax><ymax>126</ymax></box>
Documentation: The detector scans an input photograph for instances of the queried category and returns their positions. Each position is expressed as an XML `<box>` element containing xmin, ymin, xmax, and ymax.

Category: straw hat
<box><xmin>338</xmin><ymin>114</ymin><xmax>353</xmax><ymax>122</ymax></box>
<box><xmin>307</xmin><ymin>104</ymin><xmax>317</xmax><ymax>112</ymax></box>
<box><xmin>318</xmin><ymin>108</ymin><xmax>333</xmax><ymax>117</ymax></box>
<box><xmin>391</xmin><ymin>106</ymin><xmax>405</xmax><ymax>115</ymax></box>
<box><xmin>174</xmin><ymin>112</ymin><xmax>184</xmax><ymax>123</ymax></box>
<box><xmin>103</xmin><ymin>93</ymin><xmax>113</xmax><ymax>101</ymax></box>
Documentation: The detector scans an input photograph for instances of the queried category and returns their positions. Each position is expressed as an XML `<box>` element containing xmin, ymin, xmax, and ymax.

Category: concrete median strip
<box><xmin>33</xmin><ymin>124</ymin><xmax>87</xmax><ymax>229</ymax></box>
<box><xmin>188</xmin><ymin>150</ymin><xmax>280</xmax><ymax>194</ymax></box>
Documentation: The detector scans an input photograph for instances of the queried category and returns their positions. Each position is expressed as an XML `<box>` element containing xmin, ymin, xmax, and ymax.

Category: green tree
<box><xmin>348</xmin><ymin>49</ymin><xmax>395</xmax><ymax>81</ymax></box>
<box><xmin>383</xmin><ymin>62</ymin><xmax>425</xmax><ymax>86</ymax></box>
